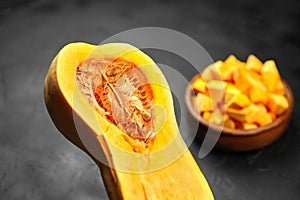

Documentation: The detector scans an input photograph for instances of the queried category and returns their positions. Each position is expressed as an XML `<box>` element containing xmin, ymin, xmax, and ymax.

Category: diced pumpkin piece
<box><xmin>225</xmin><ymin>93</ymin><xmax>235</xmax><ymax>105</ymax></box>
<box><xmin>267</xmin><ymin>94</ymin><xmax>289</xmax><ymax>115</ymax></box>
<box><xmin>227</xmin><ymin>93</ymin><xmax>251</xmax><ymax>109</ymax></box>
<box><xmin>244</xmin><ymin>104</ymin><xmax>267</xmax><ymax>124</ymax></box>
<box><xmin>248</xmin><ymin>81</ymin><xmax>268</xmax><ymax>104</ymax></box>
<box><xmin>256</xmin><ymin>113</ymin><xmax>273</xmax><ymax>126</ymax></box>
<box><xmin>224</xmin><ymin>55</ymin><xmax>237</xmax><ymax>65</ymax></box>
<box><xmin>202</xmin><ymin>111</ymin><xmax>211</xmax><ymax>121</ymax></box>
<box><xmin>211</xmin><ymin>108</ymin><xmax>224</xmax><ymax>125</ymax></box>
<box><xmin>191</xmin><ymin>77</ymin><xmax>207</xmax><ymax>94</ymax></box>
<box><xmin>202</xmin><ymin>61</ymin><xmax>222</xmax><ymax>81</ymax></box>
<box><xmin>219</xmin><ymin>55</ymin><xmax>241</xmax><ymax>81</ymax></box>
<box><xmin>242</xmin><ymin>103</ymin><xmax>271</xmax><ymax>126</ymax></box>
<box><xmin>224</xmin><ymin>95</ymin><xmax>235</xmax><ymax>109</ymax></box>
<box><xmin>248</xmin><ymin>70</ymin><xmax>262</xmax><ymax>81</ymax></box>
<box><xmin>245</xmin><ymin>54</ymin><xmax>263</xmax><ymax>73</ymax></box>
<box><xmin>225</xmin><ymin>83</ymin><xmax>241</xmax><ymax>103</ymax></box>
<box><xmin>233</xmin><ymin>66</ymin><xmax>252</xmax><ymax>92</ymax></box>
<box><xmin>224</xmin><ymin>55</ymin><xmax>245</xmax><ymax>68</ymax></box>
<box><xmin>225</xmin><ymin>83</ymin><xmax>241</xmax><ymax>94</ymax></box>
<box><xmin>207</xmin><ymin>80</ymin><xmax>225</xmax><ymax>108</ymax></box>
<box><xmin>193</xmin><ymin>93</ymin><xmax>212</xmax><ymax>113</ymax></box>
<box><xmin>227</xmin><ymin>108</ymin><xmax>246</xmax><ymax>122</ymax></box>
<box><xmin>261</xmin><ymin>60</ymin><xmax>281</xmax><ymax>92</ymax></box>
<box><xmin>241</xmin><ymin>123</ymin><xmax>258</xmax><ymax>130</ymax></box>
<box><xmin>224</xmin><ymin>117</ymin><xmax>236</xmax><ymax>129</ymax></box>
<box><xmin>273</xmin><ymin>80</ymin><xmax>285</xmax><ymax>95</ymax></box>
<box><xmin>269</xmin><ymin>112</ymin><xmax>276</xmax><ymax>120</ymax></box>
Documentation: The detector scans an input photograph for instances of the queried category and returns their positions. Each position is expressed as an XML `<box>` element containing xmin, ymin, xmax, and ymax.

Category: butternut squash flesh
<box><xmin>44</xmin><ymin>42</ymin><xmax>214</xmax><ymax>200</ymax></box>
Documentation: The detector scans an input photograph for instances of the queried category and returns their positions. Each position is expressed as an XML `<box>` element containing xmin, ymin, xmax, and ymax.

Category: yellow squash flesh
<box><xmin>44</xmin><ymin>42</ymin><xmax>214</xmax><ymax>200</ymax></box>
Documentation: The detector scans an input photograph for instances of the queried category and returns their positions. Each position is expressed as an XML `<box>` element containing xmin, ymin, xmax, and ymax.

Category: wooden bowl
<box><xmin>185</xmin><ymin>76</ymin><xmax>294</xmax><ymax>151</ymax></box>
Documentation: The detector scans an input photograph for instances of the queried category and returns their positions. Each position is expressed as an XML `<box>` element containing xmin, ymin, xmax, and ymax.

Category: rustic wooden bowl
<box><xmin>185</xmin><ymin>76</ymin><xmax>294</xmax><ymax>151</ymax></box>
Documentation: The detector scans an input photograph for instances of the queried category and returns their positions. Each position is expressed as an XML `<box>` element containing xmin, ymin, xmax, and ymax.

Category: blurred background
<box><xmin>0</xmin><ymin>0</ymin><xmax>299</xmax><ymax>199</ymax></box>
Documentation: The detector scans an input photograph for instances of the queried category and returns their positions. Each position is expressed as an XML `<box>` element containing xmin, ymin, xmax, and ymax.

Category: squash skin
<box><xmin>44</xmin><ymin>42</ymin><xmax>214</xmax><ymax>200</ymax></box>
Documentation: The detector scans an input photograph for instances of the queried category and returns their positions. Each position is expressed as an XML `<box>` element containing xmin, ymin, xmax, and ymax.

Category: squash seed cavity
<box><xmin>76</xmin><ymin>58</ymin><xmax>156</xmax><ymax>143</ymax></box>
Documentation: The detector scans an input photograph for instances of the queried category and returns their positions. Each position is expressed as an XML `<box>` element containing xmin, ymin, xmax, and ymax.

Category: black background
<box><xmin>0</xmin><ymin>0</ymin><xmax>299</xmax><ymax>199</ymax></box>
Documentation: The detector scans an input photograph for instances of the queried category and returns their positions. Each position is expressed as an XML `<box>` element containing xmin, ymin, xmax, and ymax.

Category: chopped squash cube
<box><xmin>202</xmin><ymin>61</ymin><xmax>222</xmax><ymax>81</ymax></box>
<box><xmin>273</xmin><ymin>80</ymin><xmax>285</xmax><ymax>95</ymax></box>
<box><xmin>211</xmin><ymin>108</ymin><xmax>224</xmax><ymax>125</ymax></box>
<box><xmin>241</xmin><ymin>123</ymin><xmax>258</xmax><ymax>130</ymax></box>
<box><xmin>219</xmin><ymin>55</ymin><xmax>241</xmax><ymax>81</ymax></box>
<box><xmin>226</xmin><ymin>83</ymin><xmax>241</xmax><ymax>94</ymax></box>
<box><xmin>224</xmin><ymin>55</ymin><xmax>238</xmax><ymax>65</ymax></box>
<box><xmin>193</xmin><ymin>93</ymin><xmax>212</xmax><ymax>113</ymax></box>
<box><xmin>233</xmin><ymin>66</ymin><xmax>252</xmax><ymax>92</ymax></box>
<box><xmin>249</xmin><ymin>70</ymin><xmax>262</xmax><ymax>81</ymax></box>
<box><xmin>202</xmin><ymin>111</ymin><xmax>211</xmax><ymax>121</ymax></box>
<box><xmin>269</xmin><ymin>112</ymin><xmax>276</xmax><ymax>120</ymax></box>
<box><xmin>207</xmin><ymin>80</ymin><xmax>225</xmax><ymax>107</ymax></box>
<box><xmin>224</xmin><ymin>117</ymin><xmax>236</xmax><ymax>129</ymax></box>
<box><xmin>224</xmin><ymin>55</ymin><xmax>245</xmax><ymax>68</ymax></box>
<box><xmin>225</xmin><ymin>84</ymin><xmax>241</xmax><ymax>103</ymax></box>
<box><xmin>261</xmin><ymin>60</ymin><xmax>281</xmax><ymax>92</ymax></box>
<box><xmin>227</xmin><ymin>93</ymin><xmax>251</xmax><ymax>109</ymax></box>
<box><xmin>256</xmin><ymin>113</ymin><xmax>273</xmax><ymax>126</ymax></box>
<box><xmin>245</xmin><ymin>54</ymin><xmax>263</xmax><ymax>73</ymax></box>
<box><xmin>227</xmin><ymin>108</ymin><xmax>247</xmax><ymax>122</ymax></box>
<box><xmin>191</xmin><ymin>77</ymin><xmax>207</xmax><ymax>94</ymax></box>
<box><xmin>249</xmin><ymin>82</ymin><xmax>268</xmax><ymax>104</ymax></box>
<box><xmin>244</xmin><ymin>104</ymin><xmax>267</xmax><ymax>124</ymax></box>
<box><xmin>267</xmin><ymin>94</ymin><xmax>289</xmax><ymax>115</ymax></box>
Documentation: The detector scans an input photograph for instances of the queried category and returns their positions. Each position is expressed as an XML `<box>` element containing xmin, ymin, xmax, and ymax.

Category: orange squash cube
<box><xmin>191</xmin><ymin>77</ymin><xmax>207</xmax><ymax>94</ymax></box>
<box><xmin>233</xmin><ymin>66</ymin><xmax>252</xmax><ymax>92</ymax></box>
<box><xmin>224</xmin><ymin>117</ymin><xmax>236</xmax><ymax>129</ymax></box>
<box><xmin>225</xmin><ymin>83</ymin><xmax>241</xmax><ymax>94</ymax></box>
<box><xmin>273</xmin><ymin>80</ymin><xmax>285</xmax><ymax>96</ymax></box>
<box><xmin>244</xmin><ymin>104</ymin><xmax>267</xmax><ymax>124</ymax></box>
<box><xmin>261</xmin><ymin>60</ymin><xmax>281</xmax><ymax>92</ymax></box>
<box><xmin>227</xmin><ymin>93</ymin><xmax>251</xmax><ymax>109</ymax></box>
<box><xmin>207</xmin><ymin>80</ymin><xmax>225</xmax><ymax>107</ymax></box>
<box><xmin>269</xmin><ymin>112</ymin><xmax>276</xmax><ymax>120</ymax></box>
<box><xmin>193</xmin><ymin>93</ymin><xmax>212</xmax><ymax>113</ymax></box>
<box><xmin>241</xmin><ymin>123</ymin><xmax>258</xmax><ymax>130</ymax></box>
<box><xmin>227</xmin><ymin>108</ymin><xmax>247</xmax><ymax>122</ymax></box>
<box><xmin>249</xmin><ymin>70</ymin><xmax>262</xmax><ymax>81</ymax></box>
<box><xmin>248</xmin><ymin>81</ymin><xmax>268</xmax><ymax>104</ymax></box>
<box><xmin>202</xmin><ymin>111</ymin><xmax>211</xmax><ymax>121</ymax></box>
<box><xmin>256</xmin><ymin>113</ymin><xmax>273</xmax><ymax>126</ymax></box>
<box><xmin>245</xmin><ymin>54</ymin><xmax>263</xmax><ymax>73</ymax></box>
<box><xmin>211</xmin><ymin>108</ymin><xmax>224</xmax><ymax>125</ymax></box>
<box><xmin>224</xmin><ymin>55</ymin><xmax>245</xmax><ymax>68</ymax></box>
<box><xmin>267</xmin><ymin>94</ymin><xmax>289</xmax><ymax>115</ymax></box>
<box><xmin>219</xmin><ymin>55</ymin><xmax>241</xmax><ymax>81</ymax></box>
<box><xmin>225</xmin><ymin>84</ymin><xmax>241</xmax><ymax>103</ymax></box>
<box><xmin>202</xmin><ymin>61</ymin><xmax>223</xmax><ymax>81</ymax></box>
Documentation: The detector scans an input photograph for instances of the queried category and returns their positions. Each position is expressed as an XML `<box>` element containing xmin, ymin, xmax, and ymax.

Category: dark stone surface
<box><xmin>0</xmin><ymin>0</ymin><xmax>299</xmax><ymax>199</ymax></box>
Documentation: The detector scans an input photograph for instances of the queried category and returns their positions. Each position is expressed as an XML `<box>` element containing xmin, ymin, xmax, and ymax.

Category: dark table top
<box><xmin>1</xmin><ymin>0</ymin><xmax>299</xmax><ymax>199</ymax></box>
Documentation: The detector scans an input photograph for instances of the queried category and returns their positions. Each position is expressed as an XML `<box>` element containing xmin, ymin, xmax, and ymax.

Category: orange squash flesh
<box><xmin>44</xmin><ymin>42</ymin><xmax>213</xmax><ymax>200</ymax></box>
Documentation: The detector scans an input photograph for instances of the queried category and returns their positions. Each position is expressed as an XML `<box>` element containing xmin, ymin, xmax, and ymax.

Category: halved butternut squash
<box><xmin>44</xmin><ymin>42</ymin><xmax>213</xmax><ymax>200</ymax></box>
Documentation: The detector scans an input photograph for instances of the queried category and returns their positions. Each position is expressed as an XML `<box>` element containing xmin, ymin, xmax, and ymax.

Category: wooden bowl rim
<box><xmin>185</xmin><ymin>75</ymin><xmax>294</xmax><ymax>137</ymax></box>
